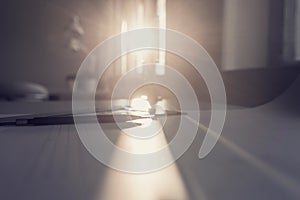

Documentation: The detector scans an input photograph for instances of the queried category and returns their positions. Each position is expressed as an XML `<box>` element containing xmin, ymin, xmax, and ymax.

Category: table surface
<box><xmin>0</xmin><ymin>79</ymin><xmax>300</xmax><ymax>200</ymax></box>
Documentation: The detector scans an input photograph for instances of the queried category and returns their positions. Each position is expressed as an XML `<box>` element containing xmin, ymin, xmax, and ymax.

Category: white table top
<box><xmin>0</xmin><ymin>78</ymin><xmax>300</xmax><ymax>200</ymax></box>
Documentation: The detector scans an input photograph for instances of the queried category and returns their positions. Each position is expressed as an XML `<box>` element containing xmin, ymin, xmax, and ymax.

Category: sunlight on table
<box><xmin>97</xmin><ymin>119</ymin><xmax>189</xmax><ymax>200</ymax></box>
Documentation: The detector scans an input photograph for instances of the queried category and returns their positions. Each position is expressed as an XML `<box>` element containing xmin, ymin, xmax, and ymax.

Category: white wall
<box><xmin>222</xmin><ymin>0</ymin><xmax>270</xmax><ymax>70</ymax></box>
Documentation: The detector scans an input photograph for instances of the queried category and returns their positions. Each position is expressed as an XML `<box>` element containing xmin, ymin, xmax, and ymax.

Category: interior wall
<box><xmin>222</xmin><ymin>0</ymin><xmax>271</xmax><ymax>70</ymax></box>
<box><xmin>0</xmin><ymin>0</ymin><xmax>115</xmax><ymax>94</ymax></box>
<box><xmin>167</xmin><ymin>0</ymin><xmax>224</xmax><ymax>67</ymax></box>
<box><xmin>0</xmin><ymin>0</ymin><xmax>223</xmax><ymax>94</ymax></box>
<box><xmin>296</xmin><ymin>0</ymin><xmax>300</xmax><ymax>60</ymax></box>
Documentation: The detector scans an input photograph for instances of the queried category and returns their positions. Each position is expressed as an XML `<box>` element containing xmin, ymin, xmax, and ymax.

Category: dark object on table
<box><xmin>0</xmin><ymin>81</ymin><xmax>49</xmax><ymax>101</ymax></box>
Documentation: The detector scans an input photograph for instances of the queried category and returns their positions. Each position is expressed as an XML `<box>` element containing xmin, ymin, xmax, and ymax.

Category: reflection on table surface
<box><xmin>1</xmin><ymin>76</ymin><xmax>300</xmax><ymax>200</ymax></box>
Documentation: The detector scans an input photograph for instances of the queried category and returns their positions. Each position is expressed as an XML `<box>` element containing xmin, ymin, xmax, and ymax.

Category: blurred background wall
<box><xmin>0</xmin><ymin>0</ymin><xmax>225</xmax><ymax>94</ymax></box>
<box><xmin>0</xmin><ymin>0</ymin><xmax>291</xmax><ymax>95</ymax></box>
<box><xmin>221</xmin><ymin>0</ymin><xmax>270</xmax><ymax>70</ymax></box>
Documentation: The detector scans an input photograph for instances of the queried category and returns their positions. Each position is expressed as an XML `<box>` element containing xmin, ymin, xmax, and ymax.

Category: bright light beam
<box><xmin>97</xmin><ymin>121</ymin><xmax>189</xmax><ymax>200</ymax></box>
<box><xmin>121</xmin><ymin>20</ymin><xmax>128</xmax><ymax>75</ymax></box>
<box><xmin>136</xmin><ymin>3</ymin><xmax>145</xmax><ymax>74</ymax></box>
<box><xmin>156</xmin><ymin>0</ymin><xmax>167</xmax><ymax>76</ymax></box>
